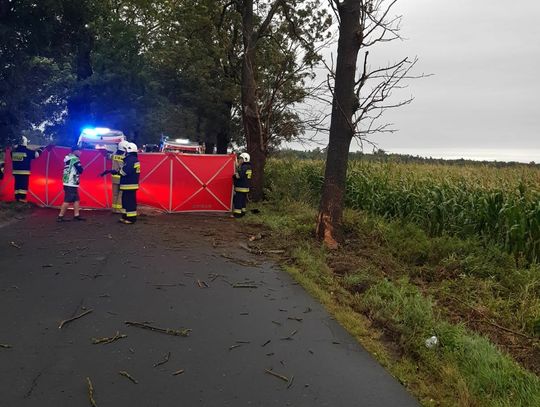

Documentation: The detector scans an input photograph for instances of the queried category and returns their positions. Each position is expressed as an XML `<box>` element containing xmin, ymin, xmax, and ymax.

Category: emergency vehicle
<box><xmin>161</xmin><ymin>138</ymin><xmax>203</xmax><ymax>154</ymax></box>
<box><xmin>77</xmin><ymin>128</ymin><xmax>127</xmax><ymax>152</ymax></box>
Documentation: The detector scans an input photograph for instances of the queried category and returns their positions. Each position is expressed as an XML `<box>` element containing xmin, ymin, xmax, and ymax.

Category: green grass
<box><xmin>246</xmin><ymin>201</ymin><xmax>540</xmax><ymax>406</ymax></box>
<box><xmin>265</xmin><ymin>158</ymin><xmax>540</xmax><ymax>262</ymax></box>
<box><xmin>361</xmin><ymin>278</ymin><xmax>540</xmax><ymax>406</ymax></box>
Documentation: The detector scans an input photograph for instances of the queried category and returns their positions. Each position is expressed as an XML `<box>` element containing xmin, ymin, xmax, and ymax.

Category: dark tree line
<box><xmin>1</xmin><ymin>1</ymin><xmax>324</xmax><ymax>143</ymax></box>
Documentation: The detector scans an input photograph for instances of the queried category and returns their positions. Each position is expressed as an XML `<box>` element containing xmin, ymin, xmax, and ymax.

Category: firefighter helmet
<box><xmin>118</xmin><ymin>140</ymin><xmax>129</xmax><ymax>152</ymax></box>
<box><xmin>125</xmin><ymin>142</ymin><xmax>138</xmax><ymax>153</ymax></box>
<box><xmin>239</xmin><ymin>152</ymin><xmax>250</xmax><ymax>162</ymax></box>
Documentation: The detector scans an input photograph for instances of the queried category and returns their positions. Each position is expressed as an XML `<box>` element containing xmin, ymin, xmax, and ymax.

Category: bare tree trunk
<box><xmin>242</xmin><ymin>47</ymin><xmax>266</xmax><ymax>201</ymax></box>
<box><xmin>240</xmin><ymin>0</ymin><xmax>266</xmax><ymax>201</ymax></box>
<box><xmin>216</xmin><ymin>101</ymin><xmax>232</xmax><ymax>154</ymax></box>
<box><xmin>204</xmin><ymin>142</ymin><xmax>215</xmax><ymax>154</ymax></box>
<box><xmin>316</xmin><ymin>0</ymin><xmax>362</xmax><ymax>249</ymax></box>
<box><xmin>216</xmin><ymin>129</ymin><xmax>229</xmax><ymax>154</ymax></box>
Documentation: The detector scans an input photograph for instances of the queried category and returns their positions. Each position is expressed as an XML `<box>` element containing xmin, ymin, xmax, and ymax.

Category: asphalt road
<box><xmin>0</xmin><ymin>209</ymin><xmax>419</xmax><ymax>407</ymax></box>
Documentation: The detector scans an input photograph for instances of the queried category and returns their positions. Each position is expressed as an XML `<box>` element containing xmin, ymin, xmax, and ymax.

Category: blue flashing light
<box><xmin>81</xmin><ymin>127</ymin><xmax>97</xmax><ymax>137</ymax></box>
<box><xmin>81</xmin><ymin>127</ymin><xmax>111</xmax><ymax>137</ymax></box>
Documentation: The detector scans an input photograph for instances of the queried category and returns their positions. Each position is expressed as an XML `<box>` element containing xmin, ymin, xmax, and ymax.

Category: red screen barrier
<box><xmin>0</xmin><ymin>146</ymin><xmax>235</xmax><ymax>212</ymax></box>
<box><xmin>0</xmin><ymin>147</ymin><xmax>14</xmax><ymax>201</ymax></box>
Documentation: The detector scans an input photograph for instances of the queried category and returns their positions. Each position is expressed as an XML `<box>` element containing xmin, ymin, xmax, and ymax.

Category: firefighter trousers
<box><xmin>112</xmin><ymin>182</ymin><xmax>123</xmax><ymax>213</ymax></box>
<box><xmin>233</xmin><ymin>191</ymin><xmax>247</xmax><ymax>218</ymax></box>
<box><xmin>14</xmin><ymin>174</ymin><xmax>29</xmax><ymax>201</ymax></box>
<box><xmin>121</xmin><ymin>189</ymin><xmax>137</xmax><ymax>223</ymax></box>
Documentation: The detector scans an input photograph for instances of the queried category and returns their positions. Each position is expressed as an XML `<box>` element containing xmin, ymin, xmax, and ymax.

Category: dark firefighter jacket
<box><xmin>119</xmin><ymin>153</ymin><xmax>140</xmax><ymax>191</ymax></box>
<box><xmin>234</xmin><ymin>162</ymin><xmax>252</xmax><ymax>193</ymax></box>
<box><xmin>11</xmin><ymin>145</ymin><xmax>39</xmax><ymax>175</ymax></box>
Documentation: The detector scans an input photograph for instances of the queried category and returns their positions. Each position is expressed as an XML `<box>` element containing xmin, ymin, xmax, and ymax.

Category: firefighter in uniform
<box><xmin>118</xmin><ymin>142</ymin><xmax>140</xmax><ymax>224</ymax></box>
<box><xmin>101</xmin><ymin>142</ymin><xmax>140</xmax><ymax>224</ymax></box>
<box><xmin>11</xmin><ymin>136</ymin><xmax>40</xmax><ymax>202</ymax></box>
<box><xmin>232</xmin><ymin>152</ymin><xmax>252</xmax><ymax>218</ymax></box>
<box><xmin>110</xmin><ymin>140</ymin><xmax>128</xmax><ymax>213</ymax></box>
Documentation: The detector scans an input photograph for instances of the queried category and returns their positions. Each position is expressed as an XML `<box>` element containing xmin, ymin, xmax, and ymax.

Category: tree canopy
<box><xmin>0</xmin><ymin>0</ymin><xmax>330</xmax><ymax>151</ymax></box>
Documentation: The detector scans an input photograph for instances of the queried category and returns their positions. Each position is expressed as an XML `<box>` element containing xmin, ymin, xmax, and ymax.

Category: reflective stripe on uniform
<box><xmin>112</xmin><ymin>155</ymin><xmax>124</xmax><ymax>162</ymax></box>
<box><xmin>235</xmin><ymin>187</ymin><xmax>249</xmax><ymax>193</ymax></box>
<box><xmin>125</xmin><ymin>211</ymin><xmax>138</xmax><ymax>217</ymax></box>
<box><xmin>112</xmin><ymin>203</ymin><xmax>123</xmax><ymax>209</ymax></box>
<box><xmin>13</xmin><ymin>170</ymin><xmax>31</xmax><ymax>175</ymax></box>
<box><xmin>246</xmin><ymin>170</ymin><xmax>252</xmax><ymax>179</ymax></box>
<box><xmin>119</xmin><ymin>184</ymin><xmax>139</xmax><ymax>190</ymax></box>
<box><xmin>233</xmin><ymin>209</ymin><xmax>242</xmax><ymax>214</ymax></box>
<box><xmin>15</xmin><ymin>189</ymin><xmax>28</xmax><ymax>194</ymax></box>
<box><xmin>11</xmin><ymin>153</ymin><xmax>27</xmax><ymax>161</ymax></box>
<box><xmin>134</xmin><ymin>162</ymin><xmax>141</xmax><ymax>173</ymax></box>
<box><xmin>112</xmin><ymin>174</ymin><xmax>121</xmax><ymax>179</ymax></box>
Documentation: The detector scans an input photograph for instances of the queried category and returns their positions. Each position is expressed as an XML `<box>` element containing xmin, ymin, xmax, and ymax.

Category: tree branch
<box><xmin>255</xmin><ymin>0</ymin><xmax>283</xmax><ymax>43</ymax></box>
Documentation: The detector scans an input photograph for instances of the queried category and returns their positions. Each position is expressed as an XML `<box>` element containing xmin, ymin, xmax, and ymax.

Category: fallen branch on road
<box><xmin>197</xmin><ymin>279</ymin><xmax>209</xmax><ymax>288</ymax></box>
<box><xmin>86</xmin><ymin>377</ymin><xmax>97</xmax><ymax>407</ymax></box>
<box><xmin>125</xmin><ymin>321</ymin><xmax>191</xmax><ymax>337</ymax></box>
<box><xmin>148</xmin><ymin>282</ymin><xmax>185</xmax><ymax>288</ymax></box>
<box><xmin>92</xmin><ymin>331</ymin><xmax>127</xmax><ymax>345</ymax></box>
<box><xmin>119</xmin><ymin>371</ymin><xmax>138</xmax><ymax>384</ymax></box>
<box><xmin>281</xmin><ymin>330</ymin><xmax>298</xmax><ymax>340</ymax></box>
<box><xmin>59</xmin><ymin>309</ymin><xmax>93</xmax><ymax>329</ymax></box>
<box><xmin>153</xmin><ymin>352</ymin><xmax>171</xmax><ymax>367</ymax></box>
<box><xmin>233</xmin><ymin>283</ymin><xmax>258</xmax><ymax>288</ymax></box>
<box><xmin>287</xmin><ymin>375</ymin><xmax>295</xmax><ymax>389</ymax></box>
<box><xmin>264</xmin><ymin>369</ymin><xmax>289</xmax><ymax>382</ymax></box>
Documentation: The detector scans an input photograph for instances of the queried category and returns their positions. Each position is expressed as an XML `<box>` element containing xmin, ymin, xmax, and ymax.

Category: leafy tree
<box><xmin>0</xmin><ymin>0</ymin><xmax>75</xmax><ymax>146</ymax></box>
<box><xmin>234</xmin><ymin>0</ymin><xmax>331</xmax><ymax>200</ymax></box>
<box><xmin>1</xmin><ymin>0</ymin><xmax>332</xmax><ymax>167</ymax></box>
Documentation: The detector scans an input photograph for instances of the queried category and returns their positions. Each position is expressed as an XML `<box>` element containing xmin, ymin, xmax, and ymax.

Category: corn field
<box><xmin>265</xmin><ymin>159</ymin><xmax>540</xmax><ymax>263</ymax></box>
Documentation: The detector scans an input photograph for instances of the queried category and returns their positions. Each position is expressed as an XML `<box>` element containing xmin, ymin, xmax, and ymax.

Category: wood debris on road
<box><xmin>264</xmin><ymin>369</ymin><xmax>289</xmax><ymax>382</ymax></box>
<box><xmin>233</xmin><ymin>283</ymin><xmax>258</xmax><ymax>288</ymax></box>
<box><xmin>197</xmin><ymin>279</ymin><xmax>209</xmax><ymax>288</ymax></box>
<box><xmin>92</xmin><ymin>331</ymin><xmax>127</xmax><ymax>345</ymax></box>
<box><xmin>119</xmin><ymin>371</ymin><xmax>138</xmax><ymax>384</ymax></box>
<box><xmin>281</xmin><ymin>330</ymin><xmax>298</xmax><ymax>340</ymax></box>
<box><xmin>86</xmin><ymin>377</ymin><xmax>97</xmax><ymax>407</ymax></box>
<box><xmin>58</xmin><ymin>309</ymin><xmax>93</xmax><ymax>329</ymax></box>
<box><xmin>125</xmin><ymin>321</ymin><xmax>191</xmax><ymax>337</ymax></box>
<box><xmin>153</xmin><ymin>352</ymin><xmax>171</xmax><ymax>368</ymax></box>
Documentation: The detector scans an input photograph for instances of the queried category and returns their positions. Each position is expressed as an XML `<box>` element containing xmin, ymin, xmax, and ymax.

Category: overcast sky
<box><xmin>294</xmin><ymin>0</ymin><xmax>540</xmax><ymax>161</ymax></box>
